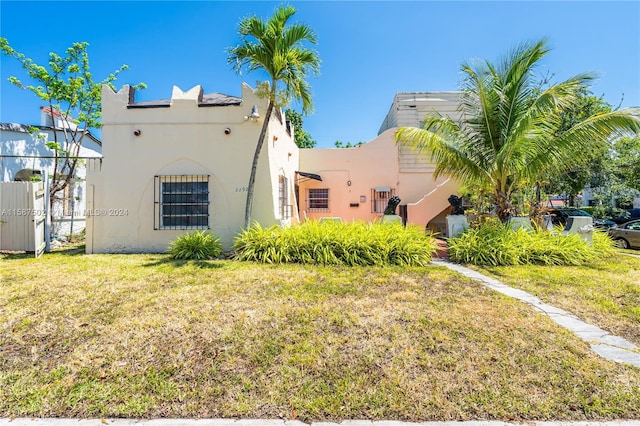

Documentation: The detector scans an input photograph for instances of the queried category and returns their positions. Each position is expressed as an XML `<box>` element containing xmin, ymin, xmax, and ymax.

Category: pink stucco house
<box><xmin>297</xmin><ymin>91</ymin><xmax>462</xmax><ymax>233</ymax></box>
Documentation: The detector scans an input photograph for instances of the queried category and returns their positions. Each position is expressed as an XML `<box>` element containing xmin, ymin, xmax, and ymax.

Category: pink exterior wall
<box><xmin>298</xmin><ymin>128</ymin><xmax>460</xmax><ymax>227</ymax></box>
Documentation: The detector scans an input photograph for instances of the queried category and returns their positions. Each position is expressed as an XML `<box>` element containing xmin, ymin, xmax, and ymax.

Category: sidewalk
<box><xmin>1</xmin><ymin>419</ymin><xmax>639</xmax><ymax>425</ymax></box>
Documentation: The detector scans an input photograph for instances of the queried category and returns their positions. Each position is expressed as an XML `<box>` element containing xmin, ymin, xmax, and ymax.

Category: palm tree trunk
<box><xmin>495</xmin><ymin>189</ymin><xmax>513</xmax><ymax>222</ymax></box>
<box><xmin>244</xmin><ymin>101</ymin><xmax>275</xmax><ymax>229</ymax></box>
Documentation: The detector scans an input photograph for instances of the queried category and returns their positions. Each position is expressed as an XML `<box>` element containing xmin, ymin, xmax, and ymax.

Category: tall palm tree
<box><xmin>396</xmin><ymin>39</ymin><xmax>640</xmax><ymax>221</ymax></box>
<box><xmin>228</xmin><ymin>5</ymin><xmax>320</xmax><ymax>228</ymax></box>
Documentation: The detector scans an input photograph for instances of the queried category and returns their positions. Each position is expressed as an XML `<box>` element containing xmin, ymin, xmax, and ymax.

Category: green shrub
<box><xmin>590</xmin><ymin>229</ymin><xmax>617</xmax><ymax>258</ymax></box>
<box><xmin>448</xmin><ymin>220</ymin><xmax>615</xmax><ymax>266</ymax></box>
<box><xmin>168</xmin><ymin>230</ymin><xmax>223</xmax><ymax>260</ymax></box>
<box><xmin>234</xmin><ymin>220</ymin><xmax>437</xmax><ymax>266</ymax></box>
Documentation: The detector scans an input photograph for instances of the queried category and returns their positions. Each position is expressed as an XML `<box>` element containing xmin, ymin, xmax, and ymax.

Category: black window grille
<box><xmin>154</xmin><ymin>175</ymin><xmax>209</xmax><ymax>229</ymax></box>
<box><xmin>372</xmin><ymin>187</ymin><xmax>395</xmax><ymax>213</ymax></box>
<box><xmin>308</xmin><ymin>188</ymin><xmax>329</xmax><ymax>211</ymax></box>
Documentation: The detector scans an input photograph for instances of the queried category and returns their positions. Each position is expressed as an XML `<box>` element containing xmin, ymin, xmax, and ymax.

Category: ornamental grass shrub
<box><xmin>448</xmin><ymin>219</ymin><xmax>616</xmax><ymax>266</ymax></box>
<box><xmin>168</xmin><ymin>230</ymin><xmax>223</xmax><ymax>260</ymax></box>
<box><xmin>234</xmin><ymin>220</ymin><xmax>437</xmax><ymax>266</ymax></box>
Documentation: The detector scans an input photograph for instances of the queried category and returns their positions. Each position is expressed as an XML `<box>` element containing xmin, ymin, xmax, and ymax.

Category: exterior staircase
<box><xmin>405</xmin><ymin>177</ymin><xmax>460</xmax><ymax>229</ymax></box>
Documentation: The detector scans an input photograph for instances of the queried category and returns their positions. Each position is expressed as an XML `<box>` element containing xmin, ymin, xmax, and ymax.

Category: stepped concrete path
<box><xmin>432</xmin><ymin>260</ymin><xmax>640</xmax><ymax>368</ymax></box>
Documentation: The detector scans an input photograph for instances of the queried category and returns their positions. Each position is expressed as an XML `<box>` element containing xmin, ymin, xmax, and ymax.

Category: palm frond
<box><xmin>228</xmin><ymin>5</ymin><xmax>319</xmax><ymax>110</ymax></box>
<box><xmin>238</xmin><ymin>15</ymin><xmax>267</xmax><ymax>39</ymax></box>
<box><xmin>282</xmin><ymin>23</ymin><xmax>318</xmax><ymax>47</ymax></box>
<box><xmin>530</xmin><ymin>109</ymin><xmax>640</xmax><ymax>177</ymax></box>
<box><xmin>396</xmin><ymin>126</ymin><xmax>490</xmax><ymax>186</ymax></box>
<box><xmin>497</xmin><ymin>72</ymin><xmax>597</xmax><ymax>174</ymax></box>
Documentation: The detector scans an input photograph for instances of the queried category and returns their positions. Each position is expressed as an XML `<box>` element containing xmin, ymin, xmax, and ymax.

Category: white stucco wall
<box><xmin>86</xmin><ymin>83</ymin><xmax>297</xmax><ymax>253</ymax></box>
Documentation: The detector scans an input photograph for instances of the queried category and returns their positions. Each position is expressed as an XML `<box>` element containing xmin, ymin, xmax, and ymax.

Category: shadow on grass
<box><xmin>1</xmin><ymin>243</ymin><xmax>86</xmax><ymax>260</ymax></box>
<box><xmin>142</xmin><ymin>257</ymin><xmax>225</xmax><ymax>269</ymax></box>
<box><xmin>50</xmin><ymin>243</ymin><xmax>86</xmax><ymax>256</ymax></box>
<box><xmin>0</xmin><ymin>251</ymin><xmax>35</xmax><ymax>260</ymax></box>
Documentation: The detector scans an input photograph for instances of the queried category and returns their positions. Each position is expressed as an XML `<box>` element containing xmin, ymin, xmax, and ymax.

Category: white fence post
<box><xmin>44</xmin><ymin>171</ymin><xmax>51</xmax><ymax>253</ymax></box>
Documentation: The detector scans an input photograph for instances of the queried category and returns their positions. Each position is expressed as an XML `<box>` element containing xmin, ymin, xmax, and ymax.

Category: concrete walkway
<box><xmin>1</xmin><ymin>419</ymin><xmax>639</xmax><ymax>425</ymax></box>
<box><xmin>432</xmin><ymin>260</ymin><xmax>640</xmax><ymax>368</ymax></box>
<box><xmin>618</xmin><ymin>251</ymin><xmax>640</xmax><ymax>259</ymax></box>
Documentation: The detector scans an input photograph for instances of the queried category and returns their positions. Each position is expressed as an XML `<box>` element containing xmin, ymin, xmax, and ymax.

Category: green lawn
<box><xmin>475</xmin><ymin>253</ymin><xmax>640</xmax><ymax>346</ymax></box>
<box><xmin>1</xmin><ymin>248</ymin><xmax>640</xmax><ymax>421</ymax></box>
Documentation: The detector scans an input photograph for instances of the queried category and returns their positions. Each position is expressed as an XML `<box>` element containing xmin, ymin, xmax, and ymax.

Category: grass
<box><xmin>474</xmin><ymin>253</ymin><xmax>640</xmax><ymax>347</ymax></box>
<box><xmin>1</xmin><ymin>250</ymin><xmax>640</xmax><ymax>421</ymax></box>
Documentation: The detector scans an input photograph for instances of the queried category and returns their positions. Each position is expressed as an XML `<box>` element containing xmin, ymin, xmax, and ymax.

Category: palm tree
<box><xmin>228</xmin><ymin>5</ymin><xmax>320</xmax><ymax>228</ymax></box>
<box><xmin>396</xmin><ymin>39</ymin><xmax>640</xmax><ymax>221</ymax></box>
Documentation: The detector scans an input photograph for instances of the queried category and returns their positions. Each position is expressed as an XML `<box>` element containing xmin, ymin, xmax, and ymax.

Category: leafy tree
<box><xmin>1</xmin><ymin>38</ymin><xmax>144</xmax><ymax>233</ymax></box>
<box><xmin>334</xmin><ymin>140</ymin><xmax>364</xmax><ymax>148</ymax></box>
<box><xmin>540</xmin><ymin>88</ymin><xmax>639</xmax><ymax>211</ymax></box>
<box><xmin>542</xmin><ymin>88</ymin><xmax>612</xmax><ymax>206</ymax></box>
<box><xmin>284</xmin><ymin>108</ymin><xmax>316</xmax><ymax>148</ymax></box>
<box><xmin>396</xmin><ymin>39</ymin><xmax>640</xmax><ymax>221</ymax></box>
<box><xmin>587</xmin><ymin>136</ymin><xmax>640</xmax><ymax>216</ymax></box>
<box><xmin>611</xmin><ymin>136</ymin><xmax>640</xmax><ymax>192</ymax></box>
<box><xmin>228</xmin><ymin>5</ymin><xmax>320</xmax><ymax>228</ymax></box>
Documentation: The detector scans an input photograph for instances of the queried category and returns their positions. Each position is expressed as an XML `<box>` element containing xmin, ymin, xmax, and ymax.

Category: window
<box><xmin>371</xmin><ymin>187</ymin><xmax>395</xmax><ymax>213</ymax></box>
<box><xmin>308</xmin><ymin>188</ymin><xmax>329</xmax><ymax>211</ymax></box>
<box><xmin>154</xmin><ymin>175</ymin><xmax>209</xmax><ymax>229</ymax></box>
<box><xmin>627</xmin><ymin>222</ymin><xmax>640</xmax><ymax>230</ymax></box>
<box><xmin>279</xmin><ymin>175</ymin><xmax>291</xmax><ymax>219</ymax></box>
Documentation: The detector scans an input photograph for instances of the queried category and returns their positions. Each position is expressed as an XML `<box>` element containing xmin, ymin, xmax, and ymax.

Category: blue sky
<box><xmin>1</xmin><ymin>1</ymin><xmax>639</xmax><ymax>148</ymax></box>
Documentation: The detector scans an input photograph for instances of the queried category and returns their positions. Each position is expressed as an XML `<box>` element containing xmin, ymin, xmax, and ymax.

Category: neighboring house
<box><xmin>0</xmin><ymin>108</ymin><xmax>102</xmax><ymax>236</ymax></box>
<box><xmin>86</xmin><ymin>83</ymin><xmax>299</xmax><ymax>253</ymax></box>
<box><xmin>581</xmin><ymin>186</ymin><xmax>640</xmax><ymax>209</ymax></box>
<box><xmin>87</xmin><ymin>86</ymin><xmax>463</xmax><ymax>253</ymax></box>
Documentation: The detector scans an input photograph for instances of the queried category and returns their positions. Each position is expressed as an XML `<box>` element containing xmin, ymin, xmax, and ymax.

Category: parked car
<box><xmin>610</xmin><ymin>208</ymin><xmax>640</xmax><ymax>225</ymax></box>
<box><xmin>607</xmin><ymin>219</ymin><xmax>640</xmax><ymax>249</ymax></box>
<box><xmin>546</xmin><ymin>208</ymin><xmax>616</xmax><ymax>229</ymax></box>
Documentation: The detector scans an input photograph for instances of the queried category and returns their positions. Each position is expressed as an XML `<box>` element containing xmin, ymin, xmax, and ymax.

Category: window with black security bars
<box><xmin>372</xmin><ymin>187</ymin><xmax>395</xmax><ymax>213</ymax></box>
<box><xmin>154</xmin><ymin>175</ymin><xmax>210</xmax><ymax>229</ymax></box>
<box><xmin>308</xmin><ymin>188</ymin><xmax>329</xmax><ymax>212</ymax></box>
